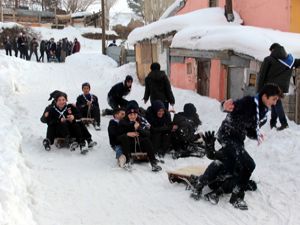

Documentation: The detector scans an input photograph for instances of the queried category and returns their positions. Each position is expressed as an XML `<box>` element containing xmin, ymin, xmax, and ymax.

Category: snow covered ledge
<box><xmin>0</xmin><ymin>62</ymin><xmax>36</xmax><ymax>224</ymax></box>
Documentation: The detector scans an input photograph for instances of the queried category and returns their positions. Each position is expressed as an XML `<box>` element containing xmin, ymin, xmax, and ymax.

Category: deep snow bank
<box><xmin>0</xmin><ymin>55</ymin><xmax>36</xmax><ymax>225</ymax></box>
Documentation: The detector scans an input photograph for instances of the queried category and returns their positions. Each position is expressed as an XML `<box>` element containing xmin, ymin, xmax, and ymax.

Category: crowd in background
<box><xmin>2</xmin><ymin>33</ymin><xmax>81</xmax><ymax>63</ymax></box>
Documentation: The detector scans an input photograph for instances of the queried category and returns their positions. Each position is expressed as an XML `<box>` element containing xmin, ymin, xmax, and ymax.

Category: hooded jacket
<box><xmin>257</xmin><ymin>46</ymin><xmax>300</xmax><ymax>93</ymax></box>
<box><xmin>146</xmin><ymin>100</ymin><xmax>172</xmax><ymax>133</ymax></box>
<box><xmin>143</xmin><ymin>70</ymin><xmax>175</xmax><ymax>104</ymax></box>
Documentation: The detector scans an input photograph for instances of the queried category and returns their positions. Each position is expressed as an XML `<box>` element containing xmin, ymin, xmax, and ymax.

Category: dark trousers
<box><xmin>151</xmin><ymin>132</ymin><xmax>171</xmax><ymax>155</ymax></box>
<box><xmin>212</xmin><ymin>140</ymin><xmax>255</xmax><ymax>199</ymax></box>
<box><xmin>5</xmin><ymin>48</ymin><xmax>12</xmax><ymax>56</ymax></box>
<box><xmin>14</xmin><ymin>49</ymin><xmax>18</xmax><ymax>57</ymax></box>
<box><xmin>270</xmin><ymin>98</ymin><xmax>288</xmax><ymax>126</ymax></box>
<box><xmin>46</xmin><ymin>121</ymin><xmax>89</xmax><ymax>145</ymax></box>
<box><xmin>29</xmin><ymin>50</ymin><xmax>39</xmax><ymax>61</ymax></box>
<box><xmin>39</xmin><ymin>50</ymin><xmax>45</xmax><ymax>62</ymax></box>
<box><xmin>80</xmin><ymin>106</ymin><xmax>101</xmax><ymax>125</ymax></box>
<box><xmin>108</xmin><ymin>96</ymin><xmax>128</xmax><ymax>110</ymax></box>
<box><xmin>118</xmin><ymin>135</ymin><xmax>156</xmax><ymax>163</ymax></box>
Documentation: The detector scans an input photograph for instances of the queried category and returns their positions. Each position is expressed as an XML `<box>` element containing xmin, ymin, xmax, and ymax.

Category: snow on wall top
<box><xmin>171</xmin><ymin>25</ymin><xmax>300</xmax><ymax>61</ymax></box>
<box><xmin>128</xmin><ymin>7</ymin><xmax>242</xmax><ymax>44</ymax></box>
<box><xmin>0</xmin><ymin>22</ymin><xmax>23</xmax><ymax>29</ymax></box>
<box><xmin>71</xmin><ymin>11</ymin><xmax>93</xmax><ymax>18</ymax></box>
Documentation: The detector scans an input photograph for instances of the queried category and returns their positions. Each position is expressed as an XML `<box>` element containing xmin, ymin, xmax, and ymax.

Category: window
<box><xmin>249</xmin><ymin>73</ymin><xmax>256</xmax><ymax>86</ymax></box>
<box><xmin>209</xmin><ymin>0</ymin><xmax>218</xmax><ymax>7</ymax></box>
<box><xmin>187</xmin><ymin>62</ymin><xmax>192</xmax><ymax>74</ymax></box>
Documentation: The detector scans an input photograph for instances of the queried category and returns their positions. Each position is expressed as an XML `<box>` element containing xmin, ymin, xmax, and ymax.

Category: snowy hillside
<box><xmin>0</xmin><ymin>24</ymin><xmax>300</xmax><ymax>225</ymax></box>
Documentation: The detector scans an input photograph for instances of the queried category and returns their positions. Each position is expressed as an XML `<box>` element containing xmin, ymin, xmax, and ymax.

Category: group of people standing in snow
<box><xmin>2</xmin><ymin>34</ymin><xmax>80</xmax><ymax>63</ymax></box>
<box><xmin>40</xmin><ymin>42</ymin><xmax>300</xmax><ymax>210</ymax></box>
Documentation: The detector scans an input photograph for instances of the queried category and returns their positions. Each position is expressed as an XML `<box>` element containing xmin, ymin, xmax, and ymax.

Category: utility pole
<box><xmin>101</xmin><ymin>0</ymin><xmax>106</xmax><ymax>55</ymax></box>
<box><xmin>0</xmin><ymin>0</ymin><xmax>3</xmax><ymax>22</ymax></box>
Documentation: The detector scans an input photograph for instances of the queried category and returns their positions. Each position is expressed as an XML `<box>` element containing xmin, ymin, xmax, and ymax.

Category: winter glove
<box><xmin>202</xmin><ymin>131</ymin><xmax>216</xmax><ymax>160</ymax></box>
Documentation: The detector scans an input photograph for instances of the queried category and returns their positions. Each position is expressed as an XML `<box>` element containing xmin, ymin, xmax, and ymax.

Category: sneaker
<box><xmin>69</xmin><ymin>141</ymin><xmax>79</xmax><ymax>151</ymax></box>
<box><xmin>43</xmin><ymin>138</ymin><xmax>51</xmax><ymax>151</ymax></box>
<box><xmin>231</xmin><ymin>198</ymin><xmax>248</xmax><ymax>210</ymax></box>
<box><xmin>80</xmin><ymin>142</ymin><xmax>89</xmax><ymax>154</ymax></box>
<box><xmin>151</xmin><ymin>163</ymin><xmax>162</xmax><ymax>172</ymax></box>
<box><xmin>204</xmin><ymin>191</ymin><xmax>219</xmax><ymax>205</ymax></box>
<box><xmin>118</xmin><ymin>154</ymin><xmax>126</xmax><ymax>168</ymax></box>
<box><xmin>277</xmin><ymin>123</ymin><xmax>288</xmax><ymax>131</ymax></box>
<box><xmin>94</xmin><ymin>124</ymin><xmax>101</xmax><ymax>131</ymax></box>
<box><xmin>87</xmin><ymin>140</ymin><xmax>97</xmax><ymax>148</ymax></box>
<box><xmin>123</xmin><ymin>162</ymin><xmax>133</xmax><ymax>171</ymax></box>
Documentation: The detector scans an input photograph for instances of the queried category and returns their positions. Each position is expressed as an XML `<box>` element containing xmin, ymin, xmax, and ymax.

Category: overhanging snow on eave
<box><xmin>135</xmin><ymin>30</ymin><xmax>177</xmax><ymax>45</ymax></box>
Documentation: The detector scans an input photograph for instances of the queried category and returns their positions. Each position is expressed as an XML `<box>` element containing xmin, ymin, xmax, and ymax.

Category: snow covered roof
<box><xmin>0</xmin><ymin>22</ymin><xmax>23</xmax><ymax>29</ymax></box>
<box><xmin>128</xmin><ymin>7</ymin><xmax>242</xmax><ymax>44</ymax></box>
<box><xmin>71</xmin><ymin>11</ymin><xmax>93</xmax><ymax>18</ymax></box>
<box><xmin>171</xmin><ymin>25</ymin><xmax>300</xmax><ymax>61</ymax></box>
<box><xmin>160</xmin><ymin>0</ymin><xmax>185</xmax><ymax>20</ymax></box>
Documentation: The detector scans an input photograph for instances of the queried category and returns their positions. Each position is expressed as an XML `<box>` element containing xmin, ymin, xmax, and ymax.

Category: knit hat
<box><xmin>125</xmin><ymin>75</ymin><xmax>133</xmax><ymax>82</ymax></box>
<box><xmin>82</xmin><ymin>82</ymin><xmax>90</xmax><ymax>89</ymax></box>
<box><xmin>48</xmin><ymin>90</ymin><xmax>64</xmax><ymax>101</ymax></box>
<box><xmin>126</xmin><ymin>100</ymin><xmax>139</xmax><ymax>114</ymax></box>
<box><xmin>183</xmin><ymin>103</ymin><xmax>197</xmax><ymax>115</ymax></box>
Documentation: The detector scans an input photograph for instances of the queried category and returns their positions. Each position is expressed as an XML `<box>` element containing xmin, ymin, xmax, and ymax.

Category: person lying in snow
<box><xmin>118</xmin><ymin>101</ymin><xmax>162</xmax><ymax>172</ymax></box>
<box><xmin>146</xmin><ymin>100</ymin><xmax>177</xmax><ymax>157</ymax></box>
<box><xmin>41</xmin><ymin>91</ymin><xmax>96</xmax><ymax>153</ymax></box>
<box><xmin>190</xmin><ymin>83</ymin><xmax>283</xmax><ymax>210</ymax></box>
<box><xmin>76</xmin><ymin>82</ymin><xmax>101</xmax><ymax>130</ymax></box>
<box><xmin>108</xmin><ymin>107</ymin><xmax>126</xmax><ymax>167</ymax></box>
<box><xmin>171</xmin><ymin>103</ymin><xmax>205</xmax><ymax>159</ymax></box>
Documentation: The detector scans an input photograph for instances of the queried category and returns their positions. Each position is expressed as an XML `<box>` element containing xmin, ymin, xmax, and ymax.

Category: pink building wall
<box><xmin>176</xmin><ymin>0</ymin><xmax>291</xmax><ymax>32</ymax></box>
<box><xmin>170</xmin><ymin>58</ymin><xmax>197</xmax><ymax>91</ymax></box>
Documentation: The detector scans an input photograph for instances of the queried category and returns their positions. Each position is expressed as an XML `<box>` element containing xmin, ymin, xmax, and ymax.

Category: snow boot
<box><xmin>151</xmin><ymin>161</ymin><xmax>162</xmax><ymax>172</ymax></box>
<box><xmin>43</xmin><ymin>138</ymin><xmax>51</xmax><ymax>151</ymax></box>
<box><xmin>229</xmin><ymin>189</ymin><xmax>248</xmax><ymax>210</ymax></box>
<box><xmin>204</xmin><ymin>191</ymin><xmax>220</xmax><ymax>205</ymax></box>
<box><xmin>190</xmin><ymin>176</ymin><xmax>204</xmax><ymax>200</ymax></box>
<box><xmin>246</xmin><ymin>180</ymin><xmax>257</xmax><ymax>191</ymax></box>
<box><xmin>87</xmin><ymin>139</ymin><xmax>97</xmax><ymax>148</ymax></box>
<box><xmin>277</xmin><ymin>123</ymin><xmax>288</xmax><ymax>131</ymax></box>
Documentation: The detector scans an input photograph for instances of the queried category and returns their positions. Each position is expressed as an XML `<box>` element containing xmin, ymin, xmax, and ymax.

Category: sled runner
<box><xmin>54</xmin><ymin>138</ymin><xmax>89</xmax><ymax>154</ymax></box>
<box><xmin>167</xmin><ymin>166</ymin><xmax>206</xmax><ymax>189</ymax></box>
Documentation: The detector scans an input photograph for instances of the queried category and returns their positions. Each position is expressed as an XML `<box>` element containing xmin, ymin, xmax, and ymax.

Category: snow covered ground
<box><xmin>0</xmin><ymin>25</ymin><xmax>300</xmax><ymax>225</ymax></box>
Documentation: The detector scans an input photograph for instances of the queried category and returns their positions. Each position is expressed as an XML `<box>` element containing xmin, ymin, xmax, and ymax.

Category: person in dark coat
<box><xmin>76</xmin><ymin>82</ymin><xmax>101</xmax><ymax>130</ymax></box>
<box><xmin>118</xmin><ymin>102</ymin><xmax>162</xmax><ymax>172</ymax></box>
<box><xmin>41</xmin><ymin>91</ymin><xmax>95</xmax><ymax>152</ymax></box>
<box><xmin>29</xmin><ymin>37</ymin><xmax>39</xmax><ymax>61</ymax></box>
<box><xmin>257</xmin><ymin>43</ymin><xmax>300</xmax><ymax>130</ymax></box>
<box><xmin>143</xmin><ymin>62</ymin><xmax>175</xmax><ymax>110</ymax></box>
<box><xmin>191</xmin><ymin>84</ymin><xmax>283</xmax><ymax>210</ymax></box>
<box><xmin>12</xmin><ymin>37</ymin><xmax>18</xmax><ymax>57</ymax></box>
<box><xmin>108</xmin><ymin>108</ymin><xmax>126</xmax><ymax>166</ymax></box>
<box><xmin>146</xmin><ymin>100</ymin><xmax>175</xmax><ymax>157</ymax></box>
<box><xmin>17</xmin><ymin>33</ymin><xmax>26</xmax><ymax>59</ymax></box>
<box><xmin>72</xmin><ymin>38</ymin><xmax>80</xmax><ymax>53</ymax></box>
<box><xmin>39</xmin><ymin>40</ymin><xmax>46</xmax><ymax>62</ymax></box>
<box><xmin>3</xmin><ymin>36</ymin><xmax>12</xmax><ymax>56</ymax></box>
<box><xmin>105</xmin><ymin>75</ymin><xmax>133</xmax><ymax>115</ymax></box>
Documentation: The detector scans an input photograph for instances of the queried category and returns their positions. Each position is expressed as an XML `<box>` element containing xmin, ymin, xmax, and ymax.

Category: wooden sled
<box><xmin>54</xmin><ymin>137</ymin><xmax>75</xmax><ymax>148</ymax></box>
<box><xmin>167</xmin><ymin>166</ymin><xmax>206</xmax><ymax>188</ymax></box>
<box><xmin>81</xmin><ymin>118</ymin><xmax>94</xmax><ymax>125</ymax></box>
<box><xmin>131</xmin><ymin>152</ymin><xmax>148</xmax><ymax>162</ymax></box>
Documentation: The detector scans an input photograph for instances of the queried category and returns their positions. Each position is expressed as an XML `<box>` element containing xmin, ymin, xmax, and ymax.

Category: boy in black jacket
<box><xmin>108</xmin><ymin>108</ymin><xmax>126</xmax><ymax>166</ymax></box>
<box><xmin>118</xmin><ymin>102</ymin><xmax>162</xmax><ymax>172</ymax></box>
<box><xmin>191</xmin><ymin>84</ymin><xmax>282</xmax><ymax>210</ymax></box>
<box><xmin>41</xmin><ymin>91</ymin><xmax>95</xmax><ymax>153</ymax></box>
<box><xmin>76</xmin><ymin>82</ymin><xmax>101</xmax><ymax>130</ymax></box>
<box><xmin>106</xmin><ymin>75</ymin><xmax>133</xmax><ymax>113</ymax></box>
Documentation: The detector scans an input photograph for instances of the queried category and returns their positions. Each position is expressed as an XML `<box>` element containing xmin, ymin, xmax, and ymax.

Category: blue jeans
<box><xmin>114</xmin><ymin>145</ymin><xmax>123</xmax><ymax>159</ymax></box>
<box><xmin>270</xmin><ymin>99</ymin><xmax>288</xmax><ymax>126</ymax></box>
